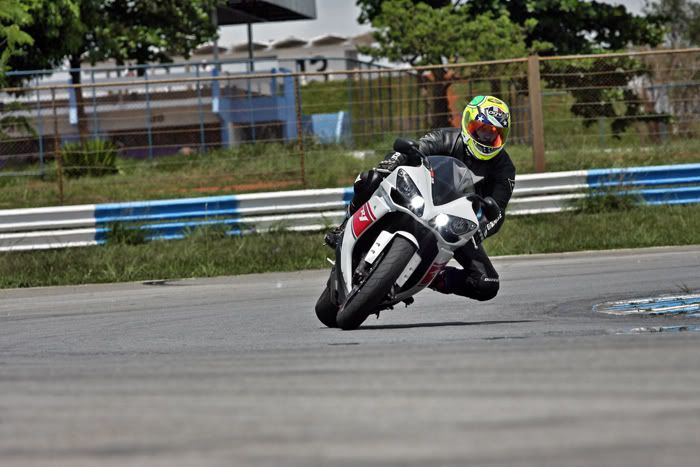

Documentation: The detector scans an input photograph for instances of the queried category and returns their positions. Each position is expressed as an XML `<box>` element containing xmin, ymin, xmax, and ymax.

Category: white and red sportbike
<box><xmin>316</xmin><ymin>139</ymin><xmax>490</xmax><ymax>330</ymax></box>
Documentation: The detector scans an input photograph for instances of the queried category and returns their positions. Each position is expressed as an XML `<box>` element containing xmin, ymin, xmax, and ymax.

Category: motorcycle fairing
<box><xmin>333</xmin><ymin>155</ymin><xmax>482</xmax><ymax>308</ymax></box>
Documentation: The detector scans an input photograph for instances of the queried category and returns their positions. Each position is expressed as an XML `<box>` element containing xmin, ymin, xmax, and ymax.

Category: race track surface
<box><xmin>2</xmin><ymin>245</ymin><xmax>700</xmax><ymax>466</ymax></box>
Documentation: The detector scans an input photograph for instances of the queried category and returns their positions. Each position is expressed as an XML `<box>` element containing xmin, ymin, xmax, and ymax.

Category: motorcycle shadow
<box><xmin>358</xmin><ymin>319</ymin><xmax>535</xmax><ymax>330</ymax></box>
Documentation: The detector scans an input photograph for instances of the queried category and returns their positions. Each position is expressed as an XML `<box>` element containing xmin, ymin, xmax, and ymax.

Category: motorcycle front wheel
<box><xmin>315</xmin><ymin>278</ymin><xmax>339</xmax><ymax>328</ymax></box>
<box><xmin>336</xmin><ymin>236</ymin><xmax>417</xmax><ymax>330</ymax></box>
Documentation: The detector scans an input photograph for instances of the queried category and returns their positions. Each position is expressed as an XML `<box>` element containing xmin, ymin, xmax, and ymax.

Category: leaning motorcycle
<box><xmin>315</xmin><ymin>138</ymin><xmax>493</xmax><ymax>330</ymax></box>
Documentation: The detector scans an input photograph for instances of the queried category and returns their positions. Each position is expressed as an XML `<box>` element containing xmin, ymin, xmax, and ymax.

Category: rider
<box><xmin>325</xmin><ymin>95</ymin><xmax>516</xmax><ymax>301</ymax></box>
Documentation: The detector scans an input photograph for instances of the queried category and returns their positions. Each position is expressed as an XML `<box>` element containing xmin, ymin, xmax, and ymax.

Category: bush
<box><xmin>574</xmin><ymin>190</ymin><xmax>640</xmax><ymax>213</ymax></box>
<box><xmin>62</xmin><ymin>139</ymin><xmax>118</xmax><ymax>178</ymax></box>
<box><xmin>106</xmin><ymin>222</ymin><xmax>147</xmax><ymax>245</ymax></box>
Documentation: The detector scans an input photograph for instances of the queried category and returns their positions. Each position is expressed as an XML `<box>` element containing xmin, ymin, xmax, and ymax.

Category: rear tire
<box><xmin>315</xmin><ymin>279</ymin><xmax>339</xmax><ymax>328</ymax></box>
<box><xmin>336</xmin><ymin>236</ymin><xmax>416</xmax><ymax>330</ymax></box>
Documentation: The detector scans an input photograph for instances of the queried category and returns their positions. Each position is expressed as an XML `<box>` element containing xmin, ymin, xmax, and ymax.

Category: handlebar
<box><xmin>393</xmin><ymin>137</ymin><xmax>427</xmax><ymax>160</ymax></box>
<box><xmin>392</xmin><ymin>137</ymin><xmax>429</xmax><ymax>172</ymax></box>
<box><xmin>467</xmin><ymin>193</ymin><xmax>499</xmax><ymax>221</ymax></box>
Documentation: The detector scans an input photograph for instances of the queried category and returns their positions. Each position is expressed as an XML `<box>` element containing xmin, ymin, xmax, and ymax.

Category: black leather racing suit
<box><xmin>348</xmin><ymin>127</ymin><xmax>516</xmax><ymax>301</ymax></box>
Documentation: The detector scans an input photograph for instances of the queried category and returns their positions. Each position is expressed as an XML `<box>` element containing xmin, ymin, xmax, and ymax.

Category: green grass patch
<box><xmin>487</xmin><ymin>203</ymin><xmax>700</xmax><ymax>255</ymax></box>
<box><xmin>2</xmin><ymin>137</ymin><xmax>700</xmax><ymax>210</ymax></box>
<box><xmin>0</xmin><ymin>143</ymin><xmax>385</xmax><ymax>209</ymax></box>
<box><xmin>2</xmin><ymin>77</ymin><xmax>700</xmax><ymax>209</ymax></box>
<box><xmin>2</xmin><ymin>203</ymin><xmax>700</xmax><ymax>289</ymax></box>
<box><xmin>62</xmin><ymin>139</ymin><xmax>119</xmax><ymax>178</ymax></box>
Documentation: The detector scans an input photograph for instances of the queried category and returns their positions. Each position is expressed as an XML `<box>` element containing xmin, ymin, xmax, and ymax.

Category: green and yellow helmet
<box><xmin>461</xmin><ymin>95</ymin><xmax>511</xmax><ymax>161</ymax></box>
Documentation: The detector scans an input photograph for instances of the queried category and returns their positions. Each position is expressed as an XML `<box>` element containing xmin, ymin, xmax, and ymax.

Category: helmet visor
<box><xmin>467</xmin><ymin>120</ymin><xmax>507</xmax><ymax>148</ymax></box>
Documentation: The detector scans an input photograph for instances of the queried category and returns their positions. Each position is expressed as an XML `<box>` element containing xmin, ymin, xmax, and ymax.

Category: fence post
<box><xmin>598</xmin><ymin>117</ymin><xmax>606</xmax><ymax>146</ymax></box>
<box><xmin>90</xmin><ymin>70</ymin><xmax>98</xmax><ymax>140</ymax></box>
<box><xmin>293</xmin><ymin>75</ymin><xmax>306</xmax><ymax>188</ymax></box>
<box><xmin>358</xmin><ymin>70</ymin><xmax>365</xmax><ymax>145</ymax></box>
<box><xmin>347</xmin><ymin>71</ymin><xmax>355</xmax><ymax>148</ymax></box>
<box><xmin>368</xmin><ymin>68</ymin><xmax>374</xmax><ymax>142</ymax></box>
<box><xmin>378</xmin><ymin>70</ymin><xmax>384</xmax><ymax>133</ymax></box>
<box><xmin>387</xmin><ymin>71</ymin><xmax>394</xmax><ymax>133</ymax></box>
<box><xmin>196</xmin><ymin>65</ymin><xmax>206</xmax><ymax>153</ymax></box>
<box><xmin>398</xmin><ymin>72</ymin><xmax>404</xmax><ymax>134</ymax></box>
<box><xmin>34</xmin><ymin>79</ymin><xmax>45</xmax><ymax>176</ymax></box>
<box><xmin>527</xmin><ymin>54</ymin><xmax>546</xmax><ymax>173</ymax></box>
<box><xmin>51</xmin><ymin>88</ymin><xmax>64</xmax><ymax>204</ymax></box>
<box><xmin>144</xmin><ymin>70</ymin><xmax>154</xmax><ymax>160</ymax></box>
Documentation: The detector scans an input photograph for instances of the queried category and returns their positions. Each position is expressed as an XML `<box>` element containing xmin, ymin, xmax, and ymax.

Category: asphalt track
<box><xmin>2</xmin><ymin>245</ymin><xmax>700</xmax><ymax>467</ymax></box>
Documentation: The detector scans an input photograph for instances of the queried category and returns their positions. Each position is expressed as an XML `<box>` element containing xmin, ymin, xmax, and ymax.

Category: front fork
<box><xmin>334</xmin><ymin>229</ymin><xmax>420</xmax><ymax>306</ymax></box>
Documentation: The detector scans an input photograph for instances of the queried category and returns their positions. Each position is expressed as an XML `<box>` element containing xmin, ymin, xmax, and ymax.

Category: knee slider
<box><xmin>474</xmin><ymin>276</ymin><xmax>499</xmax><ymax>301</ymax></box>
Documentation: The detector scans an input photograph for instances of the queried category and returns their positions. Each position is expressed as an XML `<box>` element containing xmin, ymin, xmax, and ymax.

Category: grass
<box><xmin>0</xmin><ymin>143</ymin><xmax>386</xmax><ymax>209</ymax></box>
<box><xmin>487</xmin><ymin>203</ymin><xmax>700</xmax><ymax>255</ymax></box>
<box><xmin>507</xmin><ymin>139</ymin><xmax>700</xmax><ymax>174</ymax></box>
<box><xmin>2</xmin><ymin>203</ymin><xmax>699</xmax><ymax>289</ymax></box>
<box><xmin>0</xmin><ymin>229</ymin><xmax>331</xmax><ymax>288</ymax></box>
<box><xmin>2</xmin><ymin>137</ymin><xmax>700</xmax><ymax>210</ymax></box>
<box><xmin>2</xmin><ymin>78</ymin><xmax>700</xmax><ymax>209</ymax></box>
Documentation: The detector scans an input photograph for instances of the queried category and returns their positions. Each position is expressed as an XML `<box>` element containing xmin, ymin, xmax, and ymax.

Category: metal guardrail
<box><xmin>2</xmin><ymin>163</ymin><xmax>700</xmax><ymax>252</ymax></box>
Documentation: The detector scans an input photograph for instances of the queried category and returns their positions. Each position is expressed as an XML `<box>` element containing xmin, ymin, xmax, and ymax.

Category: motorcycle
<box><xmin>315</xmin><ymin>138</ymin><xmax>497</xmax><ymax>330</ymax></box>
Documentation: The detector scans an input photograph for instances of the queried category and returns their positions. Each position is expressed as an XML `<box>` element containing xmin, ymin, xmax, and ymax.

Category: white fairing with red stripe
<box><xmin>335</xmin><ymin>155</ymin><xmax>482</xmax><ymax>303</ymax></box>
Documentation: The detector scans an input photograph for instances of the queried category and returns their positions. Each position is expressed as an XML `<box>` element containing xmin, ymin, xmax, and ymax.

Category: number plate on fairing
<box><xmin>396</xmin><ymin>252</ymin><xmax>423</xmax><ymax>287</ymax></box>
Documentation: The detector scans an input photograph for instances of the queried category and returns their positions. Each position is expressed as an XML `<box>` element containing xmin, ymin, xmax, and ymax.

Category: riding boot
<box><xmin>323</xmin><ymin>211</ymin><xmax>350</xmax><ymax>249</ymax></box>
<box><xmin>428</xmin><ymin>269</ymin><xmax>451</xmax><ymax>294</ymax></box>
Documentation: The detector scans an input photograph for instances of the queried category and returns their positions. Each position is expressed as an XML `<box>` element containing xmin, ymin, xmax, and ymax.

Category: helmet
<box><xmin>461</xmin><ymin>95</ymin><xmax>511</xmax><ymax>161</ymax></box>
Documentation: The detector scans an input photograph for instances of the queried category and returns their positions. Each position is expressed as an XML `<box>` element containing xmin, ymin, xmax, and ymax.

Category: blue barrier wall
<box><xmin>91</xmin><ymin>164</ymin><xmax>700</xmax><ymax>244</ymax></box>
<box><xmin>587</xmin><ymin>163</ymin><xmax>700</xmax><ymax>188</ymax></box>
<box><xmin>5</xmin><ymin>163</ymin><xmax>699</xmax><ymax>251</ymax></box>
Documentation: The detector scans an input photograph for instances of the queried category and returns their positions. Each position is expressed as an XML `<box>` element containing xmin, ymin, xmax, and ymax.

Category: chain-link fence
<box><xmin>1</xmin><ymin>48</ymin><xmax>699</xmax><ymax>207</ymax></box>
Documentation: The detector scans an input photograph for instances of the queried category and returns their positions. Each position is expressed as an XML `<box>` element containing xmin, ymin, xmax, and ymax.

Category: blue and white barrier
<box><xmin>2</xmin><ymin>163</ymin><xmax>700</xmax><ymax>252</ymax></box>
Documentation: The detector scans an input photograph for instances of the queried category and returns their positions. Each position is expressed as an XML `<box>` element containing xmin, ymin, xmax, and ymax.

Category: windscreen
<box><xmin>428</xmin><ymin>156</ymin><xmax>476</xmax><ymax>206</ymax></box>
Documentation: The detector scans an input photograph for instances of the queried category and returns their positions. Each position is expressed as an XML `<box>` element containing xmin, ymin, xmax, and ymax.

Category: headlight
<box><xmin>431</xmin><ymin>214</ymin><xmax>477</xmax><ymax>242</ymax></box>
<box><xmin>396</xmin><ymin>169</ymin><xmax>419</xmax><ymax>198</ymax></box>
<box><xmin>434</xmin><ymin>213</ymin><xmax>449</xmax><ymax>228</ymax></box>
<box><xmin>391</xmin><ymin>169</ymin><xmax>424</xmax><ymax>216</ymax></box>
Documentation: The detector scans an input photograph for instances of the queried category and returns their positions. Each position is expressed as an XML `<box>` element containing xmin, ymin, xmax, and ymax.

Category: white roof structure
<box><xmin>225</xmin><ymin>33</ymin><xmax>374</xmax><ymax>55</ymax></box>
<box><xmin>351</xmin><ymin>32</ymin><xmax>376</xmax><ymax>47</ymax></box>
<box><xmin>230</xmin><ymin>41</ymin><xmax>270</xmax><ymax>53</ymax></box>
<box><xmin>193</xmin><ymin>45</ymin><xmax>229</xmax><ymax>56</ymax></box>
<box><xmin>310</xmin><ymin>34</ymin><xmax>348</xmax><ymax>47</ymax></box>
<box><xmin>270</xmin><ymin>36</ymin><xmax>308</xmax><ymax>49</ymax></box>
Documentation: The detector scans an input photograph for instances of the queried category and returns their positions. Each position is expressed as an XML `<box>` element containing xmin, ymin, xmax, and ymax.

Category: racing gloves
<box><xmin>471</xmin><ymin>196</ymin><xmax>502</xmax><ymax>245</ymax></box>
<box><xmin>376</xmin><ymin>151</ymin><xmax>409</xmax><ymax>175</ymax></box>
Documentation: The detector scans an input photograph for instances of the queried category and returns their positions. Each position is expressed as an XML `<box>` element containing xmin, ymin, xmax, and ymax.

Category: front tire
<box><xmin>315</xmin><ymin>278</ymin><xmax>339</xmax><ymax>328</ymax></box>
<box><xmin>336</xmin><ymin>236</ymin><xmax>416</xmax><ymax>330</ymax></box>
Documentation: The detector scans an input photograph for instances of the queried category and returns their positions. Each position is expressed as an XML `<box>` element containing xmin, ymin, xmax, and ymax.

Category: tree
<box><xmin>0</xmin><ymin>102</ymin><xmax>35</xmax><ymax>140</ymax></box>
<box><xmin>645</xmin><ymin>0</ymin><xmax>700</xmax><ymax>47</ymax></box>
<box><xmin>359</xmin><ymin>0</ymin><xmax>664</xmax><ymax>55</ymax></box>
<box><xmin>5</xmin><ymin>0</ymin><xmax>222</xmax><ymax>139</ymax></box>
<box><xmin>360</xmin><ymin>0</ymin><xmax>542</xmax><ymax>127</ymax></box>
<box><xmin>92</xmin><ymin>1</ymin><xmax>220</xmax><ymax>72</ymax></box>
<box><xmin>356</xmin><ymin>0</ymin><xmax>450</xmax><ymax>24</ymax></box>
<box><xmin>0</xmin><ymin>0</ymin><xmax>35</xmax><ymax>82</ymax></box>
<box><xmin>357</xmin><ymin>1</ymin><xmax>667</xmax><ymax>136</ymax></box>
<box><xmin>465</xmin><ymin>0</ymin><xmax>665</xmax><ymax>55</ymax></box>
<box><xmin>463</xmin><ymin>0</ymin><xmax>667</xmax><ymax>137</ymax></box>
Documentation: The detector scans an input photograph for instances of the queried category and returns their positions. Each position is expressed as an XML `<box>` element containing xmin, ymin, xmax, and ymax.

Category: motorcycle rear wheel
<box><xmin>336</xmin><ymin>236</ymin><xmax>416</xmax><ymax>330</ymax></box>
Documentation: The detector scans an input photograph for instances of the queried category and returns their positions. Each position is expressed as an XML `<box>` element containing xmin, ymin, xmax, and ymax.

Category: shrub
<box><xmin>62</xmin><ymin>139</ymin><xmax>118</xmax><ymax>178</ymax></box>
<box><xmin>106</xmin><ymin>222</ymin><xmax>148</xmax><ymax>245</ymax></box>
<box><xmin>574</xmin><ymin>190</ymin><xmax>640</xmax><ymax>213</ymax></box>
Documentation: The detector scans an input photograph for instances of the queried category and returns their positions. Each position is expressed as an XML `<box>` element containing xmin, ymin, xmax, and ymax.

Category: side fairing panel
<box><xmin>340</xmin><ymin>195</ymin><xmax>391</xmax><ymax>294</ymax></box>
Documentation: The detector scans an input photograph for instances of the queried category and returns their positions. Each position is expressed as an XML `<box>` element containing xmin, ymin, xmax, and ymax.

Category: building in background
<box><xmin>0</xmin><ymin>31</ymin><xmax>382</xmax><ymax>162</ymax></box>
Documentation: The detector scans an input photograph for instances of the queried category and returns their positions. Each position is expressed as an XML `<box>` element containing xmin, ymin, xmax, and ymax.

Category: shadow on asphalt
<box><xmin>358</xmin><ymin>320</ymin><xmax>535</xmax><ymax>330</ymax></box>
